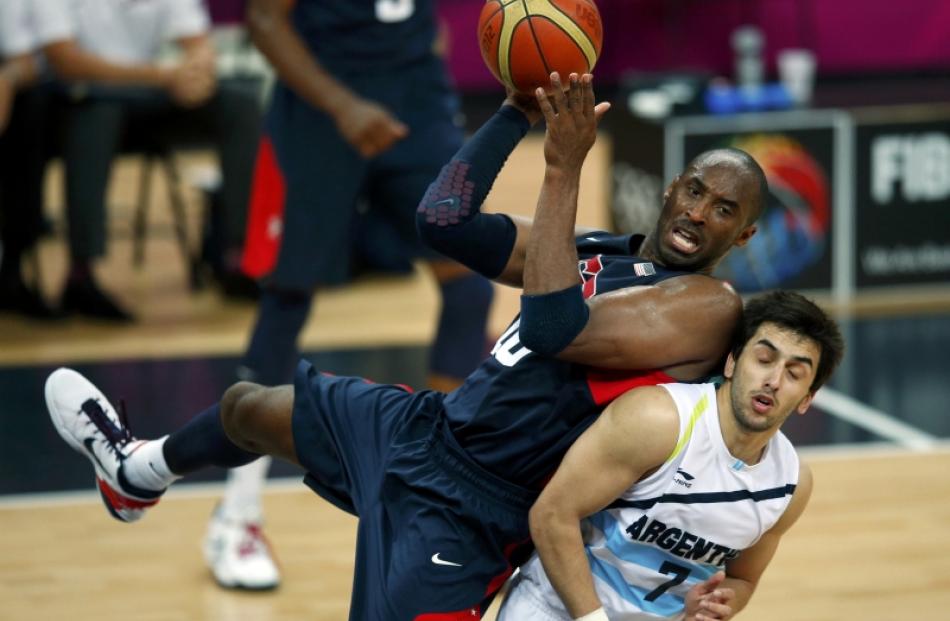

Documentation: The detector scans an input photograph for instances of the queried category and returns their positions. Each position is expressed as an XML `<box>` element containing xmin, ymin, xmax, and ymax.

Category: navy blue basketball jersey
<box><xmin>444</xmin><ymin>233</ymin><xmax>693</xmax><ymax>490</ymax></box>
<box><xmin>291</xmin><ymin>0</ymin><xmax>437</xmax><ymax>71</ymax></box>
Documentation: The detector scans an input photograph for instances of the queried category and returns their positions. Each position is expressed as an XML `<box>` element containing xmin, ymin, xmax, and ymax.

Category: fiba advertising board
<box><xmin>609</xmin><ymin>105</ymin><xmax>950</xmax><ymax>295</ymax></box>
<box><xmin>856</xmin><ymin>120</ymin><xmax>950</xmax><ymax>287</ymax></box>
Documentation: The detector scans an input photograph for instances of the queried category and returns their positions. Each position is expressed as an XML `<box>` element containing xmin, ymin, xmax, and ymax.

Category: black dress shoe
<box><xmin>0</xmin><ymin>280</ymin><xmax>64</xmax><ymax>320</ymax></box>
<box><xmin>61</xmin><ymin>279</ymin><xmax>134</xmax><ymax>322</ymax></box>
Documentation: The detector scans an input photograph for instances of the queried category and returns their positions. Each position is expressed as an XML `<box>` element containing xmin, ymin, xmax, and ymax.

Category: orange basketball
<box><xmin>478</xmin><ymin>0</ymin><xmax>603</xmax><ymax>95</ymax></box>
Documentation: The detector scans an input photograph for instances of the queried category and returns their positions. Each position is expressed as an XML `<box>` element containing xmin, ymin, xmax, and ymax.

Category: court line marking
<box><xmin>813</xmin><ymin>387</ymin><xmax>939</xmax><ymax>451</ymax></box>
<box><xmin>0</xmin><ymin>476</ymin><xmax>306</xmax><ymax>510</ymax></box>
<box><xmin>5</xmin><ymin>441</ymin><xmax>950</xmax><ymax>510</ymax></box>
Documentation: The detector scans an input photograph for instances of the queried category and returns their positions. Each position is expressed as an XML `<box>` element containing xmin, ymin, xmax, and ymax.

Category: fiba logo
<box><xmin>713</xmin><ymin>135</ymin><xmax>830</xmax><ymax>291</ymax></box>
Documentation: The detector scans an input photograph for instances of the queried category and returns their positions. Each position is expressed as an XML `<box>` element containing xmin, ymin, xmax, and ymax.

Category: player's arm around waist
<box><xmin>557</xmin><ymin>275</ymin><xmax>742</xmax><ymax>373</ymax></box>
<box><xmin>528</xmin><ymin>386</ymin><xmax>680</xmax><ymax>618</ymax></box>
<box><xmin>721</xmin><ymin>463</ymin><xmax>814</xmax><ymax>616</ymax></box>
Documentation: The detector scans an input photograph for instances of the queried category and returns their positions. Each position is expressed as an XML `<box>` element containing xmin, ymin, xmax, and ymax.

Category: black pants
<box><xmin>0</xmin><ymin>86</ymin><xmax>50</xmax><ymax>277</ymax></box>
<box><xmin>55</xmin><ymin>79</ymin><xmax>261</xmax><ymax>261</ymax></box>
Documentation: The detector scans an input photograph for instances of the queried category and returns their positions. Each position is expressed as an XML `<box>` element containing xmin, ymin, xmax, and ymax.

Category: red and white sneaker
<box><xmin>45</xmin><ymin>367</ymin><xmax>164</xmax><ymax>522</ymax></box>
<box><xmin>203</xmin><ymin>505</ymin><xmax>281</xmax><ymax>590</ymax></box>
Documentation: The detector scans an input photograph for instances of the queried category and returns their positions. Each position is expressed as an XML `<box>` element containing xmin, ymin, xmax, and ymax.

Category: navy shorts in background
<box><xmin>266</xmin><ymin>55</ymin><xmax>464</xmax><ymax>289</ymax></box>
<box><xmin>290</xmin><ymin>360</ymin><xmax>537</xmax><ymax>620</ymax></box>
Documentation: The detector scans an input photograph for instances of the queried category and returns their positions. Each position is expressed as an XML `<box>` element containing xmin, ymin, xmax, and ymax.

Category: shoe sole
<box><xmin>45</xmin><ymin>368</ymin><xmax>156</xmax><ymax>523</ymax></box>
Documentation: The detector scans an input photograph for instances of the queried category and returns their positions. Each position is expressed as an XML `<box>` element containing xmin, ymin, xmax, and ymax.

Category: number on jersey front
<box><xmin>375</xmin><ymin>0</ymin><xmax>414</xmax><ymax>22</ymax></box>
<box><xmin>491</xmin><ymin>319</ymin><xmax>533</xmax><ymax>367</ymax></box>
<box><xmin>644</xmin><ymin>561</ymin><xmax>691</xmax><ymax>602</ymax></box>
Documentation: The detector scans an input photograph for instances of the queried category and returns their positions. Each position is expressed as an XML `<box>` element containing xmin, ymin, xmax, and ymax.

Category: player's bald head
<box><xmin>686</xmin><ymin>148</ymin><xmax>768</xmax><ymax>224</ymax></box>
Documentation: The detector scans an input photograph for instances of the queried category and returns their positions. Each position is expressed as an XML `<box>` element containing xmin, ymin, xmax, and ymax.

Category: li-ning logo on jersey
<box><xmin>674</xmin><ymin>469</ymin><xmax>695</xmax><ymax>488</ymax></box>
<box><xmin>633</xmin><ymin>262</ymin><xmax>656</xmax><ymax>277</ymax></box>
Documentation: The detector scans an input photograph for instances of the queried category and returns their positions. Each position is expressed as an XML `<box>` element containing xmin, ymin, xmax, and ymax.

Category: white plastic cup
<box><xmin>777</xmin><ymin>48</ymin><xmax>817</xmax><ymax>106</ymax></box>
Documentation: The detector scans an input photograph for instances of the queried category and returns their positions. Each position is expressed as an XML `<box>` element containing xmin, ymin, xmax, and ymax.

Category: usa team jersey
<box><xmin>291</xmin><ymin>0</ymin><xmax>437</xmax><ymax>72</ymax></box>
<box><xmin>444</xmin><ymin>233</ymin><xmax>690</xmax><ymax>490</ymax></box>
<box><xmin>503</xmin><ymin>382</ymin><xmax>800</xmax><ymax>620</ymax></box>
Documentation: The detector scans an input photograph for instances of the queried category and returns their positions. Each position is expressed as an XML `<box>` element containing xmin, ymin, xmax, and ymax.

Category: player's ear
<box><xmin>723</xmin><ymin>352</ymin><xmax>736</xmax><ymax>379</ymax></box>
<box><xmin>732</xmin><ymin>224</ymin><xmax>757</xmax><ymax>248</ymax></box>
<box><xmin>663</xmin><ymin>176</ymin><xmax>679</xmax><ymax>204</ymax></box>
<box><xmin>796</xmin><ymin>392</ymin><xmax>815</xmax><ymax>415</ymax></box>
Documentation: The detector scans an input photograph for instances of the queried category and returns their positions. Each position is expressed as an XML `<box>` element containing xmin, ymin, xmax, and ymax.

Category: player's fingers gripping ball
<box><xmin>478</xmin><ymin>0</ymin><xmax>603</xmax><ymax>95</ymax></box>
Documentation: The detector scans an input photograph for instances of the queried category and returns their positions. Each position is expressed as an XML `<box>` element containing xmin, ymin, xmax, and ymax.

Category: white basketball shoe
<box><xmin>45</xmin><ymin>367</ymin><xmax>164</xmax><ymax>522</ymax></box>
<box><xmin>203</xmin><ymin>505</ymin><xmax>281</xmax><ymax>590</ymax></box>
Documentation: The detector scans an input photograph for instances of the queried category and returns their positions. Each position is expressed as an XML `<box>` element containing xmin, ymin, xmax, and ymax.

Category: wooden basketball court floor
<box><xmin>2</xmin><ymin>138</ymin><xmax>949</xmax><ymax>620</ymax></box>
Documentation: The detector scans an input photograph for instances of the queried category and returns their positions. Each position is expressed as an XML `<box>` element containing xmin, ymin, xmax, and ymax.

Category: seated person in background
<box><xmin>0</xmin><ymin>0</ymin><xmax>57</xmax><ymax>318</ymax></box>
<box><xmin>499</xmin><ymin>290</ymin><xmax>844</xmax><ymax>621</ymax></box>
<box><xmin>32</xmin><ymin>0</ymin><xmax>261</xmax><ymax>320</ymax></box>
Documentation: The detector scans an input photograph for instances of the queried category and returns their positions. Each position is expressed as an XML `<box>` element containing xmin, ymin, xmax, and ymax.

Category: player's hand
<box><xmin>535</xmin><ymin>72</ymin><xmax>610</xmax><ymax>172</ymax></box>
<box><xmin>167</xmin><ymin>58</ymin><xmax>216</xmax><ymax>108</ymax></box>
<box><xmin>683</xmin><ymin>571</ymin><xmax>736</xmax><ymax>621</ymax></box>
<box><xmin>503</xmin><ymin>85</ymin><xmax>543</xmax><ymax>126</ymax></box>
<box><xmin>334</xmin><ymin>96</ymin><xmax>409</xmax><ymax>158</ymax></box>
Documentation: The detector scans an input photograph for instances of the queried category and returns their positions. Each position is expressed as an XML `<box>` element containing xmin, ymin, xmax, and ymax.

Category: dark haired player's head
<box><xmin>644</xmin><ymin>148</ymin><xmax>768</xmax><ymax>274</ymax></box>
<box><xmin>732</xmin><ymin>290</ymin><xmax>845</xmax><ymax>393</ymax></box>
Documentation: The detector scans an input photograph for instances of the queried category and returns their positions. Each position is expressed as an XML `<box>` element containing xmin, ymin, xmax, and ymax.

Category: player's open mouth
<box><xmin>670</xmin><ymin>226</ymin><xmax>701</xmax><ymax>254</ymax></box>
<box><xmin>751</xmin><ymin>394</ymin><xmax>774</xmax><ymax>414</ymax></box>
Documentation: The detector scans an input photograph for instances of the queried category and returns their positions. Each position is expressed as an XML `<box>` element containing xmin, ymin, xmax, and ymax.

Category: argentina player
<box><xmin>499</xmin><ymin>291</ymin><xmax>843</xmax><ymax>621</ymax></box>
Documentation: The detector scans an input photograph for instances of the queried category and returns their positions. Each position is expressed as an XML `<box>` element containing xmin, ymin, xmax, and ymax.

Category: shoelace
<box><xmin>238</xmin><ymin>523</ymin><xmax>268</xmax><ymax>557</ymax></box>
<box><xmin>81</xmin><ymin>397</ymin><xmax>134</xmax><ymax>459</ymax></box>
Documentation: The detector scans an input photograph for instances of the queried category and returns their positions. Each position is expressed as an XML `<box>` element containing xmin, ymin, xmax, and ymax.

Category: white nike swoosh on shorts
<box><xmin>430</xmin><ymin>553</ymin><xmax>463</xmax><ymax>567</ymax></box>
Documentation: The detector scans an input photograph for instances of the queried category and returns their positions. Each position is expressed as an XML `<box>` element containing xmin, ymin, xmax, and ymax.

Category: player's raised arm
<box><xmin>517</xmin><ymin>72</ymin><xmax>763</xmax><ymax>374</ymax></box>
<box><xmin>528</xmin><ymin>386</ymin><xmax>679</xmax><ymax>618</ymax></box>
<box><xmin>415</xmin><ymin>89</ymin><xmax>535</xmax><ymax>287</ymax></box>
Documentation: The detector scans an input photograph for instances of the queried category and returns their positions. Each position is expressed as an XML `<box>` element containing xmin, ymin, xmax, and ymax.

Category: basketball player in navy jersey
<box><xmin>207</xmin><ymin>0</ymin><xmax>495</xmax><ymax>588</ymax></box>
<box><xmin>47</xmin><ymin>73</ymin><xmax>771</xmax><ymax>619</ymax></box>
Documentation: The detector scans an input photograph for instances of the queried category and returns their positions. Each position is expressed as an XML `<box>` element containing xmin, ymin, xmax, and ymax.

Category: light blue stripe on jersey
<box><xmin>586</xmin><ymin>511</ymin><xmax>717</xmax><ymax>615</ymax></box>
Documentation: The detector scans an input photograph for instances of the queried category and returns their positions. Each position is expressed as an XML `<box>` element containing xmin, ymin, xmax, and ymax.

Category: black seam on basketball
<box><xmin>522</xmin><ymin>0</ymin><xmax>553</xmax><ymax>79</ymax></box>
<box><xmin>484</xmin><ymin>0</ymin><xmax>506</xmax><ymax>23</ymax></box>
<box><xmin>541</xmin><ymin>2</ymin><xmax>597</xmax><ymax>63</ymax></box>
<box><xmin>532</xmin><ymin>15</ymin><xmax>590</xmax><ymax>72</ymax></box>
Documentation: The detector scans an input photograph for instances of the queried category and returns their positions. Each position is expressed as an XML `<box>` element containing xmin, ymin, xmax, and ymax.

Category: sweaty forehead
<box><xmin>686</xmin><ymin>159</ymin><xmax>757</xmax><ymax>196</ymax></box>
<box><xmin>752</xmin><ymin>323</ymin><xmax>820</xmax><ymax>360</ymax></box>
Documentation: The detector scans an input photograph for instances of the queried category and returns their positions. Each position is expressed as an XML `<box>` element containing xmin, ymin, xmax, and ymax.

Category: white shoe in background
<box><xmin>203</xmin><ymin>505</ymin><xmax>281</xmax><ymax>590</ymax></box>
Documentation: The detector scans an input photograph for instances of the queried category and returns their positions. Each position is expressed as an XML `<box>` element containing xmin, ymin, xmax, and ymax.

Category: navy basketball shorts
<box><xmin>265</xmin><ymin>56</ymin><xmax>464</xmax><ymax>289</ymax></box>
<box><xmin>291</xmin><ymin>360</ymin><xmax>536</xmax><ymax>620</ymax></box>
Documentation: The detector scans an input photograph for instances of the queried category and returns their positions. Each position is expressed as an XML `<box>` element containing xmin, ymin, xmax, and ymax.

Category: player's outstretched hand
<box><xmin>503</xmin><ymin>85</ymin><xmax>543</xmax><ymax>126</ymax></box>
<box><xmin>335</xmin><ymin>97</ymin><xmax>409</xmax><ymax>158</ymax></box>
<box><xmin>683</xmin><ymin>571</ymin><xmax>736</xmax><ymax>621</ymax></box>
<box><xmin>535</xmin><ymin>72</ymin><xmax>610</xmax><ymax>172</ymax></box>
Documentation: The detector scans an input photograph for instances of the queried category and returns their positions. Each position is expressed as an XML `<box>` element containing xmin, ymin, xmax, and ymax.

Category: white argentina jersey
<box><xmin>505</xmin><ymin>382</ymin><xmax>799</xmax><ymax>620</ymax></box>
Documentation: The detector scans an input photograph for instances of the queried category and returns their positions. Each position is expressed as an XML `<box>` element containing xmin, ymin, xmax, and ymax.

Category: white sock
<box><xmin>123</xmin><ymin>436</ymin><xmax>181</xmax><ymax>492</ymax></box>
<box><xmin>219</xmin><ymin>456</ymin><xmax>271</xmax><ymax>522</ymax></box>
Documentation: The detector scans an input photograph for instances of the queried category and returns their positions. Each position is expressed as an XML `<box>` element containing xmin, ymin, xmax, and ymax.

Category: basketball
<box><xmin>478</xmin><ymin>0</ymin><xmax>603</xmax><ymax>95</ymax></box>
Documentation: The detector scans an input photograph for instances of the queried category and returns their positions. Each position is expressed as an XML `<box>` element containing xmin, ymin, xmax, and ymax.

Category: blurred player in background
<box><xmin>207</xmin><ymin>0</ymin><xmax>495</xmax><ymax>589</ymax></box>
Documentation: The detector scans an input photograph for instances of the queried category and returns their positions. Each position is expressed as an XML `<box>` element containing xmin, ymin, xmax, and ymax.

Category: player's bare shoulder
<box><xmin>603</xmin><ymin>385</ymin><xmax>680</xmax><ymax>461</ymax></box>
<box><xmin>658</xmin><ymin>273</ymin><xmax>742</xmax><ymax>319</ymax></box>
